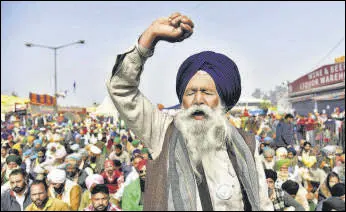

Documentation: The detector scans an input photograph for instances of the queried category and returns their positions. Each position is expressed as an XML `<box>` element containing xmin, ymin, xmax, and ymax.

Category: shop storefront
<box><xmin>288</xmin><ymin>62</ymin><xmax>345</xmax><ymax>116</ymax></box>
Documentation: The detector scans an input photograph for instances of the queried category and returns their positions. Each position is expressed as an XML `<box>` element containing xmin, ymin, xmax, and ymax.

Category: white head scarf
<box><xmin>90</xmin><ymin>145</ymin><xmax>101</xmax><ymax>155</ymax></box>
<box><xmin>47</xmin><ymin>168</ymin><xmax>66</xmax><ymax>184</ymax></box>
<box><xmin>85</xmin><ymin>174</ymin><xmax>104</xmax><ymax>191</ymax></box>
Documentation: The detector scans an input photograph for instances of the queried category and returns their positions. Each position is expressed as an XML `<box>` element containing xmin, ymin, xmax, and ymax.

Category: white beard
<box><xmin>174</xmin><ymin>104</ymin><xmax>231</xmax><ymax>180</ymax></box>
<box><xmin>263</xmin><ymin>159</ymin><xmax>275</xmax><ymax>170</ymax></box>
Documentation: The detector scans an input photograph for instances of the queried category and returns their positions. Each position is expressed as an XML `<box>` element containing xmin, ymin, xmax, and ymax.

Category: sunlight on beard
<box><xmin>174</xmin><ymin>102</ymin><xmax>231</xmax><ymax>181</ymax></box>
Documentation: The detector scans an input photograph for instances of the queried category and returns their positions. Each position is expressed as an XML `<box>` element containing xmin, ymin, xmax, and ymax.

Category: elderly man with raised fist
<box><xmin>107</xmin><ymin>12</ymin><xmax>273</xmax><ymax>211</ymax></box>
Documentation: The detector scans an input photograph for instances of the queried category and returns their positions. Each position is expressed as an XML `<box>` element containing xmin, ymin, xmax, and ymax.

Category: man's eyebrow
<box><xmin>186</xmin><ymin>87</ymin><xmax>214</xmax><ymax>91</ymax></box>
<box><xmin>31</xmin><ymin>191</ymin><xmax>44</xmax><ymax>195</ymax></box>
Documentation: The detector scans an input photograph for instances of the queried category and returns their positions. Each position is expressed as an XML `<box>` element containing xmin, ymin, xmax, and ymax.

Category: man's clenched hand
<box><xmin>139</xmin><ymin>12</ymin><xmax>194</xmax><ymax>49</ymax></box>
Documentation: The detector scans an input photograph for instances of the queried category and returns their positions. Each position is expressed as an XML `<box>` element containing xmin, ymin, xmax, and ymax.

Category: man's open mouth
<box><xmin>191</xmin><ymin>110</ymin><xmax>206</xmax><ymax>120</ymax></box>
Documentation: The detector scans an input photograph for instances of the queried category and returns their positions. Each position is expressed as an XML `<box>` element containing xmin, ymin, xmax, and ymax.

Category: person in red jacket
<box><xmin>101</xmin><ymin>160</ymin><xmax>123</xmax><ymax>194</ymax></box>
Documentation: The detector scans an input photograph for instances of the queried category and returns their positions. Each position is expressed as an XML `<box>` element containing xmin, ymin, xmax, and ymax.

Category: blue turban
<box><xmin>75</xmin><ymin>134</ymin><xmax>81</xmax><ymax>140</ymax></box>
<box><xmin>23</xmin><ymin>149</ymin><xmax>33</xmax><ymax>157</ymax></box>
<box><xmin>176</xmin><ymin>51</ymin><xmax>241</xmax><ymax>110</ymax></box>
<box><xmin>287</xmin><ymin>147</ymin><xmax>297</xmax><ymax>156</ymax></box>
<box><xmin>264</xmin><ymin>137</ymin><xmax>273</xmax><ymax>144</ymax></box>
<box><xmin>1</xmin><ymin>133</ymin><xmax>9</xmax><ymax>140</ymax></box>
<box><xmin>30</xmin><ymin>153</ymin><xmax>38</xmax><ymax>160</ymax></box>
<box><xmin>132</xmin><ymin>149</ymin><xmax>141</xmax><ymax>155</ymax></box>
<box><xmin>34</xmin><ymin>139</ymin><xmax>43</xmax><ymax>146</ymax></box>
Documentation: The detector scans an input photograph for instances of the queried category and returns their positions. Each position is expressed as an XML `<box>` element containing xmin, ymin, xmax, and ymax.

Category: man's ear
<box><xmin>24</xmin><ymin>174</ymin><xmax>30</xmax><ymax>184</ymax></box>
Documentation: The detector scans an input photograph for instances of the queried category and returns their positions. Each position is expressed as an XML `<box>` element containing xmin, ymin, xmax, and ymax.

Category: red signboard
<box><xmin>289</xmin><ymin>62</ymin><xmax>345</xmax><ymax>94</ymax></box>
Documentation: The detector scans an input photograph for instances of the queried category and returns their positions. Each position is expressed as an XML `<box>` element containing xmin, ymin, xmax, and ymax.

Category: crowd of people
<box><xmin>1</xmin><ymin>113</ymin><xmax>148</xmax><ymax>211</ymax></box>
<box><xmin>228</xmin><ymin>107</ymin><xmax>345</xmax><ymax>211</ymax></box>
<box><xmin>1</xmin><ymin>106</ymin><xmax>345</xmax><ymax>211</ymax></box>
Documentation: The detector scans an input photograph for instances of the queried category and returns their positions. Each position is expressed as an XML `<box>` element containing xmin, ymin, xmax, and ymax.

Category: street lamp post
<box><xmin>25</xmin><ymin>40</ymin><xmax>85</xmax><ymax>114</ymax></box>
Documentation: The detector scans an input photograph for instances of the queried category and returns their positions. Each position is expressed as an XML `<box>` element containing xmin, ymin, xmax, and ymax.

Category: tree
<box><xmin>11</xmin><ymin>91</ymin><xmax>18</xmax><ymax>97</ymax></box>
<box><xmin>260</xmin><ymin>100</ymin><xmax>272</xmax><ymax>114</ymax></box>
<box><xmin>263</xmin><ymin>92</ymin><xmax>270</xmax><ymax>100</ymax></box>
<box><xmin>252</xmin><ymin>88</ymin><xmax>263</xmax><ymax>99</ymax></box>
<box><xmin>267</xmin><ymin>84</ymin><xmax>288</xmax><ymax>106</ymax></box>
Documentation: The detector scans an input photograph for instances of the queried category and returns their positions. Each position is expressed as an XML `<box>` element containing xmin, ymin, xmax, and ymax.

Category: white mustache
<box><xmin>182</xmin><ymin>105</ymin><xmax>214</xmax><ymax>119</ymax></box>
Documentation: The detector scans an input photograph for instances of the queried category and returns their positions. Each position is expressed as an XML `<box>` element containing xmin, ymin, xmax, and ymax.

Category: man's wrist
<box><xmin>137</xmin><ymin>31</ymin><xmax>155</xmax><ymax>58</ymax></box>
<box><xmin>139</xmin><ymin>29</ymin><xmax>157</xmax><ymax>49</ymax></box>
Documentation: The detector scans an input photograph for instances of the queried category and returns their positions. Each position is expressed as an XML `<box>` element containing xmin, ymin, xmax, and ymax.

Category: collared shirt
<box><xmin>83</xmin><ymin>203</ymin><xmax>121</xmax><ymax>211</ymax></box>
<box><xmin>199</xmin><ymin>147</ymin><xmax>244</xmax><ymax>211</ymax></box>
<box><xmin>13</xmin><ymin>188</ymin><xmax>28</xmax><ymax>211</ymax></box>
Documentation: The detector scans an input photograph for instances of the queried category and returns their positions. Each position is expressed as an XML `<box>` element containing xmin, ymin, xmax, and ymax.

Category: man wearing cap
<box><xmin>84</xmin><ymin>145</ymin><xmax>103</xmax><ymax>175</ymax></box>
<box><xmin>107</xmin><ymin>12</ymin><xmax>273</xmax><ymax>210</ymax></box>
<box><xmin>262</xmin><ymin>147</ymin><xmax>276</xmax><ymax>170</ymax></box>
<box><xmin>127</xmin><ymin>139</ymin><xmax>142</xmax><ymax>156</ymax></box>
<box><xmin>38</xmin><ymin>127</ymin><xmax>48</xmax><ymax>143</ymax></box>
<box><xmin>44</xmin><ymin>143</ymin><xmax>67</xmax><ymax>172</ymax></box>
<box><xmin>141</xmin><ymin>148</ymin><xmax>152</xmax><ymax>160</ymax></box>
<box><xmin>1</xmin><ymin>154</ymin><xmax>22</xmax><ymax>186</ymax></box>
<box><xmin>101</xmin><ymin>160</ymin><xmax>123</xmax><ymax>194</ymax></box>
<box><xmin>32</xmin><ymin>139</ymin><xmax>42</xmax><ymax>155</ymax></box>
<box><xmin>274</xmin><ymin>159</ymin><xmax>291</xmax><ymax>189</ymax></box>
<box><xmin>65</xmin><ymin>154</ymin><xmax>88</xmax><ymax>191</ymax></box>
<box><xmin>22</xmin><ymin>149</ymin><xmax>35</xmax><ymax>175</ymax></box>
<box><xmin>22</xmin><ymin>135</ymin><xmax>35</xmax><ymax>153</ymax></box>
<box><xmin>47</xmin><ymin>168</ymin><xmax>82</xmax><ymax>211</ymax></box>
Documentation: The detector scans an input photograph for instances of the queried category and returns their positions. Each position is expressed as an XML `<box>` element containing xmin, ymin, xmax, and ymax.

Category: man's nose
<box><xmin>193</xmin><ymin>91</ymin><xmax>204</xmax><ymax>106</ymax></box>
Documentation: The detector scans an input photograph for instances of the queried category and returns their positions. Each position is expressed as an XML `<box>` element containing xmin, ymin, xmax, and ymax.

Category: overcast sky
<box><xmin>1</xmin><ymin>1</ymin><xmax>345</xmax><ymax>107</ymax></box>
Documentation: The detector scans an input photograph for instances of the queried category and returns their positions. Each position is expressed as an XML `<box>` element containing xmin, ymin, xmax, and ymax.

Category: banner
<box><xmin>29</xmin><ymin>93</ymin><xmax>56</xmax><ymax>106</ymax></box>
<box><xmin>30</xmin><ymin>105</ymin><xmax>86</xmax><ymax>115</ymax></box>
<box><xmin>289</xmin><ymin>62</ymin><xmax>345</xmax><ymax>94</ymax></box>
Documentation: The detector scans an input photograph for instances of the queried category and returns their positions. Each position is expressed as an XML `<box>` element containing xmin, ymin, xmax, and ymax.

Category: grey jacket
<box><xmin>0</xmin><ymin>189</ymin><xmax>32</xmax><ymax>211</ymax></box>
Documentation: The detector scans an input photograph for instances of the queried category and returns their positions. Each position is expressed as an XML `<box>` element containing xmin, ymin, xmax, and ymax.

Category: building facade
<box><xmin>288</xmin><ymin>62</ymin><xmax>345</xmax><ymax>116</ymax></box>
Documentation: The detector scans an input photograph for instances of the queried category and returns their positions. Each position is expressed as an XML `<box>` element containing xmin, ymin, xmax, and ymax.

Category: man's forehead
<box><xmin>92</xmin><ymin>192</ymin><xmax>108</xmax><ymax>198</ymax></box>
<box><xmin>10</xmin><ymin>174</ymin><xmax>23</xmax><ymax>181</ymax></box>
<box><xmin>185</xmin><ymin>70</ymin><xmax>216</xmax><ymax>89</ymax></box>
<box><xmin>31</xmin><ymin>184</ymin><xmax>45</xmax><ymax>192</ymax></box>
